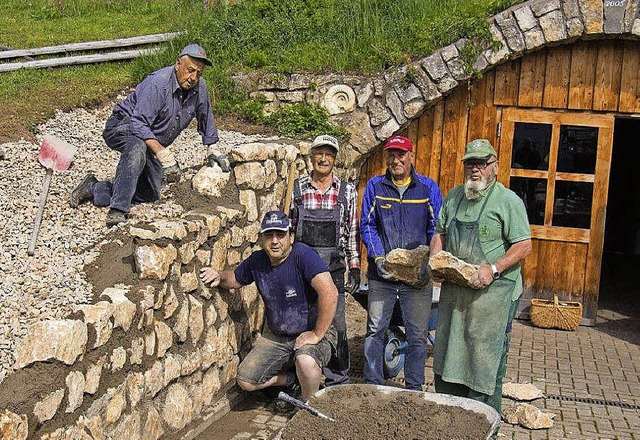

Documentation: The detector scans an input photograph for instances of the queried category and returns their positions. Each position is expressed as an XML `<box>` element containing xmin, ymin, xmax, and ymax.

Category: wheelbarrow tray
<box><xmin>275</xmin><ymin>384</ymin><xmax>501</xmax><ymax>440</ymax></box>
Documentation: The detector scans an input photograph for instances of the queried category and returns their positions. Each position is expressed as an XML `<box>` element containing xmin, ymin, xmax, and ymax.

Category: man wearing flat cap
<box><xmin>429</xmin><ymin>139</ymin><xmax>532</xmax><ymax>412</ymax></box>
<box><xmin>70</xmin><ymin>43</ymin><xmax>228</xmax><ymax>226</ymax></box>
<box><xmin>200</xmin><ymin>211</ymin><xmax>338</xmax><ymax>403</ymax></box>
<box><xmin>289</xmin><ymin>134</ymin><xmax>360</xmax><ymax>387</ymax></box>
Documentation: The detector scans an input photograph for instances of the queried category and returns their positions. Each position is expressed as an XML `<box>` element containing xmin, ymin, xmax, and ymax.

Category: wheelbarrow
<box><xmin>353</xmin><ymin>284</ymin><xmax>439</xmax><ymax>379</ymax></box>
<box><xmin>275</xmin><ymin>384</ymin><xmax>501</xmax><ymax>440</ymax></box>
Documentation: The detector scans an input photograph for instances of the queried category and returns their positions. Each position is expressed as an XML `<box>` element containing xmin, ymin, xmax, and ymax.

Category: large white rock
<box><xmin>33</xmin><ymin>389</ymin><xmax>64</xmax><ymax>423</ymax></box>
<box><xmin>14</xmin><ymin>319</ymin><xmax>88</xmax><ymax>368</ymax></box>
<box><xmin>503</xmin><ymin>382</ymin><xmax>544</xmax><ymax>401</ymax></box>
<box><xmin>239</xmin><ymin>190</ymin><xmax>258</xmax><ymax>222</ymax></box>
<box><xmin>145</xmin><ymin>361</ymin><xmax>164</xmax><ymax>398</ymax></box>
<box><xmin>428</xmin><ymin>250</ymin><xmax>479</xmax><ymax>288</ymax></box>
<box><xmin>107</xmin><ymin>411</ymin><xmax>141</xmax><ymax>440</ymax></box>
<box><xmin>234</xmin><ymin>162</ymin><xmax>266</xmax><ymax>189</ymax></box>
<box><xmin>142</xmin><ymin>406</ymin><xmax>164</xmax><ymax>440</ymax></box>
<box><xmin>192</xmin><ymin>165</ymin><xmax>230</xmax><ymax>198</ymax></box>
<box><xmin>502</xmin><ymin>403</ymin><xmax>555</xmax><ymax>429</ymax></box>
<box><xmin>188</xmin><ymin>295</ymin><xmax>204</xmax><ymax>345</ymax></box>
<box><xmin>135</xmin><ymin>244</ymin><xmax>177</xmax><ymax>280</ymax></box>
<box><xmin>126</xmin><ymin>372</ymin><xmax>145</xmax><ymax>409</ymax></box>
<box><xmin>84</xmin><ymin>357</ymin><xmax>106</xmax><ymax>395</ymax></box>
<box><xmin>130</xmin><ymin>219</ymin><xmax>188</xmax><ymax>241</ymax></box>
<box><xmin>76</xmin><ymin>301</ymin><xmax>114</xmax><ymax>348</ymax></box>
<box><xmin>154</xmin><ymin>320</ymin><xmax>173</xmax><ymax>358</ymax></box>
<box><xmin>383</xmin><ymin>245</ymin><xmax>430</xmax><ymax>286</ymax></box>
<box><xmin>162</xmin><ymin>384</ymin><xmax>193</xmax><ymax>430</ymax></box>
<box><xmin>65</xmin><ymin>370</ymin><xmax>85</xmax><ymax>413</ymax></box>
<box><xmin>101</xmin><ymin>287</ymin><xmax>136</xmax><ymax>332</ymax></box>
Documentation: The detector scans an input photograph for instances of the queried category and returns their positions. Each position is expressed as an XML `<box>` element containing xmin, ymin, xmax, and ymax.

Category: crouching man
<box><xmin>199</xmin><ymin>210</ymin><xmax>338</xmax><ymax>402</ymax></box>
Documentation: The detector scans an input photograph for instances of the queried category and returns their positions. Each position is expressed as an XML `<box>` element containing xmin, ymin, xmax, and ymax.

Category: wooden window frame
<box><xmin>498</xmin><ymin>108</ymin><xmax>614</xmax><ymax>244</ymax></box>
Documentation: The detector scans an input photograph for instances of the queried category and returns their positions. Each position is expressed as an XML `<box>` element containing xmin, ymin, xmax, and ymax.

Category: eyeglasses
<box><xmin>312</xmin><ymin>151</ymin><xmax>336</xmax><ymax>159</ymax></box>
<box><xmin>464</xmin><ymin>160</ymin><xmax>497</xmax><ymax>170</ymax></box>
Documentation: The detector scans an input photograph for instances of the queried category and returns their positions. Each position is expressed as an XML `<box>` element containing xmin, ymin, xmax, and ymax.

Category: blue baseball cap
<box><xmin>179</xmin><ymin>44</ymin><xmax>213</xmax><ymax>67</ymax></box>
<box><xmin>259</xmin><ymin>210</ymin><xmax>291</xmax><ymax>233</ymax></box>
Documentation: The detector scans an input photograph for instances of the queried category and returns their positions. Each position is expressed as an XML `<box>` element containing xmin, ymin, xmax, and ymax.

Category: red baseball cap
<box><xmin>383</xmin><ymin>135</ymin><xmax>413</xmax><ymax>152</ymax></box>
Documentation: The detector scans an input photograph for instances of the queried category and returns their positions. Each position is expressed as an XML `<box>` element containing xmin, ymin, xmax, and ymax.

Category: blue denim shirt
<box><xmin>112</xmin><ymin>66</ymin><xmax>218</xmax><ymax>146</ymax></box>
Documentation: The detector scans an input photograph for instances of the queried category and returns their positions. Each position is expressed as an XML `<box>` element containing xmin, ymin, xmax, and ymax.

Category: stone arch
<box><xmin>251</xmin><ymin>0</ymin><xmax>640</xmax><ymax>175</ymax></box>
<box><xmin>338</xmin><ymin>0</ymin><xmax>640</xmax><ymax>168</ymax></box>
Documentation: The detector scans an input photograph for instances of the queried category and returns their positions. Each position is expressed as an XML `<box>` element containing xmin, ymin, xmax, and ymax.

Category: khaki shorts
<box><xmin>237</xmin><ymin>326</ymin><xmax>337</xmax><ymax>385</ymax></box>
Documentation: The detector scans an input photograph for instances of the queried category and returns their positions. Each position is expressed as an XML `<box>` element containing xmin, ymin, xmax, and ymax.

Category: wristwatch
<box><xmin>491</xmin><ymin>264</ymin><xmax>501</xmax><ymax>279</ymax></box>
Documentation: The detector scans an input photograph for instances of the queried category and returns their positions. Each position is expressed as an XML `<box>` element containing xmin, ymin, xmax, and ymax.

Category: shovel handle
<box><xmin>283</xmin><ymin>155</ymin><xmax>299</xmax><ymax>216</ymax></box>
<box><xmin>277</xmin><ymin>391</ymin><xmax>335</xmax><ymax>421</ymax></box>
<box><xmin>28</xmin><ymin>169</ymin><xmax>53</xmax><ymax>256</ymax></box>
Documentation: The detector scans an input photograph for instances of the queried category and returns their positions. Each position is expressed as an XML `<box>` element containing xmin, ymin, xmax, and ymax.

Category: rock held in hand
<box><xmin>382</xmin><ymin>245</ymin><xmax>430</xmax><ymax>286</ymax></box>
<box><xmin>428</xmin><ymin>251</ymin><xmax>479</xmax><ymax>288</ymax></box>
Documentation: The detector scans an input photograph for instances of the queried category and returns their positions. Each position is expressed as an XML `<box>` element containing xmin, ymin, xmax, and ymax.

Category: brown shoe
<box><xmin>69</xmin><ymin>174</ymin><xmax>97</xmax><ymax>208</ymax></box>
<box><xmin>106</xmin><ymin>208</ymin><xmax>127</xmax><ymax>227</ymax></box>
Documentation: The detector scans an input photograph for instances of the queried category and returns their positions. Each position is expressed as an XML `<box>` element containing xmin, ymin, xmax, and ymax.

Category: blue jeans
<box><xmin>364</xmin><ymin>279</ymin><xmax>432</xmax><ymax>390</ymax></box>
<box><xmin>91</xmin><ymin>113</ymin><xmax>163</xmax><ymax>213</ymax></box>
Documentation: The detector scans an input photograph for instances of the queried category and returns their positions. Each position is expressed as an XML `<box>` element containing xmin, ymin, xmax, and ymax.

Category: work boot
<box><xmin>106</xmin><ymin>208</ymin><xmax>127</xmax><ymax>227</ymax></box>
<box><xmin>69</xmin><ymin>174</ymin><xmax>97</xmax><ymax>208</ymax></box>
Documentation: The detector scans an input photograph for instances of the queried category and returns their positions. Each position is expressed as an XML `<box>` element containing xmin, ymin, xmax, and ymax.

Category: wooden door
<box><xmin>498</xmin><ymin>108</ymin><xmax>614</xmax><ymax>324</ymax></box>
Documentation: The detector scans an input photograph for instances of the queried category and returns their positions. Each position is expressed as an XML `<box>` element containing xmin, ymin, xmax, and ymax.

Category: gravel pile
<box><xmin>0</xmin><ymin>103</ymin><xmax>273</xmax><ymax>383</ymax></box>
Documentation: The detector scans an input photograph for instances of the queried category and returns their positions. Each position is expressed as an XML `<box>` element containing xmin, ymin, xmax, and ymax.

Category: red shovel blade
<box><xmin>37</xmin><ymin>134</ymin><xmax>77</xmax><ymax>172</ymax></box>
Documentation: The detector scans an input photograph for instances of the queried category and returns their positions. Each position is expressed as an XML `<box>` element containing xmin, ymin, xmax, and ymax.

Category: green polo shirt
<box><xmin>436</xmin><ymin>182</ymin><xmax>531</xmax><ymax>299</ymax></box>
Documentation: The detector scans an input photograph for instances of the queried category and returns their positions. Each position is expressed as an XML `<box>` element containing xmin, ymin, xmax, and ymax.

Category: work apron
<box><xmin>433</xmin><ymin>184</ymin><xmax>515</xmax><ymax>395</ymax></box>
<box><xmin>294</xmin><ymin>181</ymin><xmax>348</xmax><ymax>372</ymax></box>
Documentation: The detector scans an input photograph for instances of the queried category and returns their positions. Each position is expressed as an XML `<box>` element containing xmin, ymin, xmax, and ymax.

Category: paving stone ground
<box><xmin>195</xmin><ymin>298</ymin><xmax>639</xmax><ymax>440</ymax></box>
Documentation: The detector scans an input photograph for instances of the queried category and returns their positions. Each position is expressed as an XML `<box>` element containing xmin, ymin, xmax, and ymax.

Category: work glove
<box><xmin>345</xmin><ymin>268</ymin><xmax>360</xmax><ymax>295</ymax></box>
<box><xmin>162</xmin><ymin>164</ymin><xmax>181</xmax><ymax>184</ymax></box>
<box><xmin>157</xmin><ymin>148</ymin><xmax>181</xmax><ymax>183</ymax></box>
<box><xmin>375</xmin><ymin>259</ymin><xmax>393</xmax><ymax>280</ymax></box>
<box><xmin>206</xmin><ymin>153</ymin><xmax>231</xmax><ymax>172</ymax></box>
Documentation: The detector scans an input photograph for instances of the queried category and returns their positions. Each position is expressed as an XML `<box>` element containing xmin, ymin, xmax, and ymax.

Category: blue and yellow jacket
<box><xmin>360</xmin><ymin>166</ymin><xmax>443</xmax><ymax>281</ymax></box>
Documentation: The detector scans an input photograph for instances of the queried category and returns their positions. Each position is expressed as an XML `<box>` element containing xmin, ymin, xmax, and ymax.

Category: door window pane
<box><xmin>557</xmin><ymin>125</ymin><xmax>598</xmax><ymax>174</ymax></box>
<box><xmin>511</xmin><ymin>122</ymin><xmax>551</xmax><ymax>171</ymax></box>
<box><xmin>510</xmin><ymin>177</ymin><xmax>546</xmax><ymax>225</ymax></box>
<box><xmin>552</xmin><ymin>181</ymin><xmax>593</xmax><ymax>229</ymax></box>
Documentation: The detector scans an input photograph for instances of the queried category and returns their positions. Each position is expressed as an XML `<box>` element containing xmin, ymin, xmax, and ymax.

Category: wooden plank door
<box><xmin>498</xmin><ymin>108</ymin><xmax>614</xmax><ymax>325</ymax></box>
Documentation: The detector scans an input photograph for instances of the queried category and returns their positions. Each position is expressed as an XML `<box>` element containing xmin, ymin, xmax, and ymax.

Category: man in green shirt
<box><xmin>429</xmin><ymin>139</ymin><xmax>532</xmax><ymax>412</ymax></box>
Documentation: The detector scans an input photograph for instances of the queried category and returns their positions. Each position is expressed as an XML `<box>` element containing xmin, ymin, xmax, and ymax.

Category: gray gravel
<box><xmin>0</xmin><ymin>103</ymin><xmax>273</xmax><ymax>382</ymax></box>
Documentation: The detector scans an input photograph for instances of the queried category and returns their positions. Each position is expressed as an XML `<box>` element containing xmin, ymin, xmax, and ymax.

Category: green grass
<box><xmin>0</xmin><ymin>0</ymin><xmax>522</xmax><ymax>142</ymax></box>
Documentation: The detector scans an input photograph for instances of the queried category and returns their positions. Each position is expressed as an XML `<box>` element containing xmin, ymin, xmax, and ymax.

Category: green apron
<box><xmin>433</xmin><ymin>184</ymin><xmax>516</xmax><ymax>395</ymax></box>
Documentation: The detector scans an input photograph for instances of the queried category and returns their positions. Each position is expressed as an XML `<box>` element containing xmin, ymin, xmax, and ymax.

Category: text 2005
<box><xmin>604</xmin><ymin>0</ymin><xmax>625</xmax><ymax>6</ymax></box>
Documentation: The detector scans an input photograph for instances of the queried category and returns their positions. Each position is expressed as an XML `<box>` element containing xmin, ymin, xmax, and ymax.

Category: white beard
<box><xmin>464</xmin><ymin>176</ymin><xmax>490</xmax><ymax>200</ymax></box>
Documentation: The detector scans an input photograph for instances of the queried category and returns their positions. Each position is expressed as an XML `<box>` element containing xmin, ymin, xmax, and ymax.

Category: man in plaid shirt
<box><xmin>290</xmin><ymin>134</ymin><xmax>360</xmax><ymax>386</ymax></box>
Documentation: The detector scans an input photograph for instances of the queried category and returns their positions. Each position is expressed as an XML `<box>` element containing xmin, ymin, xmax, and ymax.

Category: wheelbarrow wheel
<box><xmin>383</xmin><ymin>326</ymin><xmax>407</xmax><ymax>379</ymax></box>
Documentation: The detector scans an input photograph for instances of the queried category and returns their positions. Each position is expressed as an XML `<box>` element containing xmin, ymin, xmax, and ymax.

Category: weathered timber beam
<box><xmin>0</xmin><ymin>32</ymin><xmax>179</xmax><ymax>60</ymax></box>
<box><xmin>0</xmin><ymin>48</ymin><xmax>161</xmax><ymax>73</ymax></box>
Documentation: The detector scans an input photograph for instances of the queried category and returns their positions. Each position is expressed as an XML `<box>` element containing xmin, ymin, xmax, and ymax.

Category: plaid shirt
<box><xmin>290</xmin><ymin>174</ymin><xmax>360</xmax><ymax>269</ymax></box>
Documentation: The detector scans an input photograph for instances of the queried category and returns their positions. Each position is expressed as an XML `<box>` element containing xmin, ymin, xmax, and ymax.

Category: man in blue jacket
<box><xmin>360</xmin><ymin>135</ymin><xmax>443</xmax><ymax>390</ymax></box>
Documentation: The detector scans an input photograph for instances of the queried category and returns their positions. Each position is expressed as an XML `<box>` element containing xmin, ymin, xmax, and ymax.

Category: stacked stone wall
<box><xmin>0</xmin><ymin>141</ymin><xmax>307</xmax><ymax>439</ymax></box>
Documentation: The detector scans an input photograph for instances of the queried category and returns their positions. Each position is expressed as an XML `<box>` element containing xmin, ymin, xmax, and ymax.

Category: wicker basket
<box><xmin>530</xmin><ymin>295</ymin><xmax>583</xmax><ymax>331</ymax></box>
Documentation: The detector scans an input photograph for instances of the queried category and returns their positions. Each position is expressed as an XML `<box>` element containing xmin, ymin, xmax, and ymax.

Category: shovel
<box><xmin>277</xmin><ymin>391</ymin><xmax>336</xmax><ymax>422</ymax></box>
<box><xmin>27</xmin><ymin>135</ymin><xmax>77</xmax><ymax>256</ymax></box>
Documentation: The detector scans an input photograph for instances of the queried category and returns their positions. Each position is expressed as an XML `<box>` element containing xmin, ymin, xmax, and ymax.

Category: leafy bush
<box><xmin>265</xmin><ymin>104</ymin><xmax>350</xmax><ymax>141</ymax></box>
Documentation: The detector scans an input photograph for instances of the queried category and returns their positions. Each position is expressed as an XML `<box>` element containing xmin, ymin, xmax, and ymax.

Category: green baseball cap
<box><xmin>461</xmin><ymin>139</ymin><xmax>497</xmax><ymax>161</ymax></box>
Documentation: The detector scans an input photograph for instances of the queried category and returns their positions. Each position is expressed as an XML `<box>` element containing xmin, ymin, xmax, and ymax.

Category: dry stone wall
<box><xmin>0</xmin><ymin>141</ymin><xmax>309</xmax><ymax>439</ymax></box>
